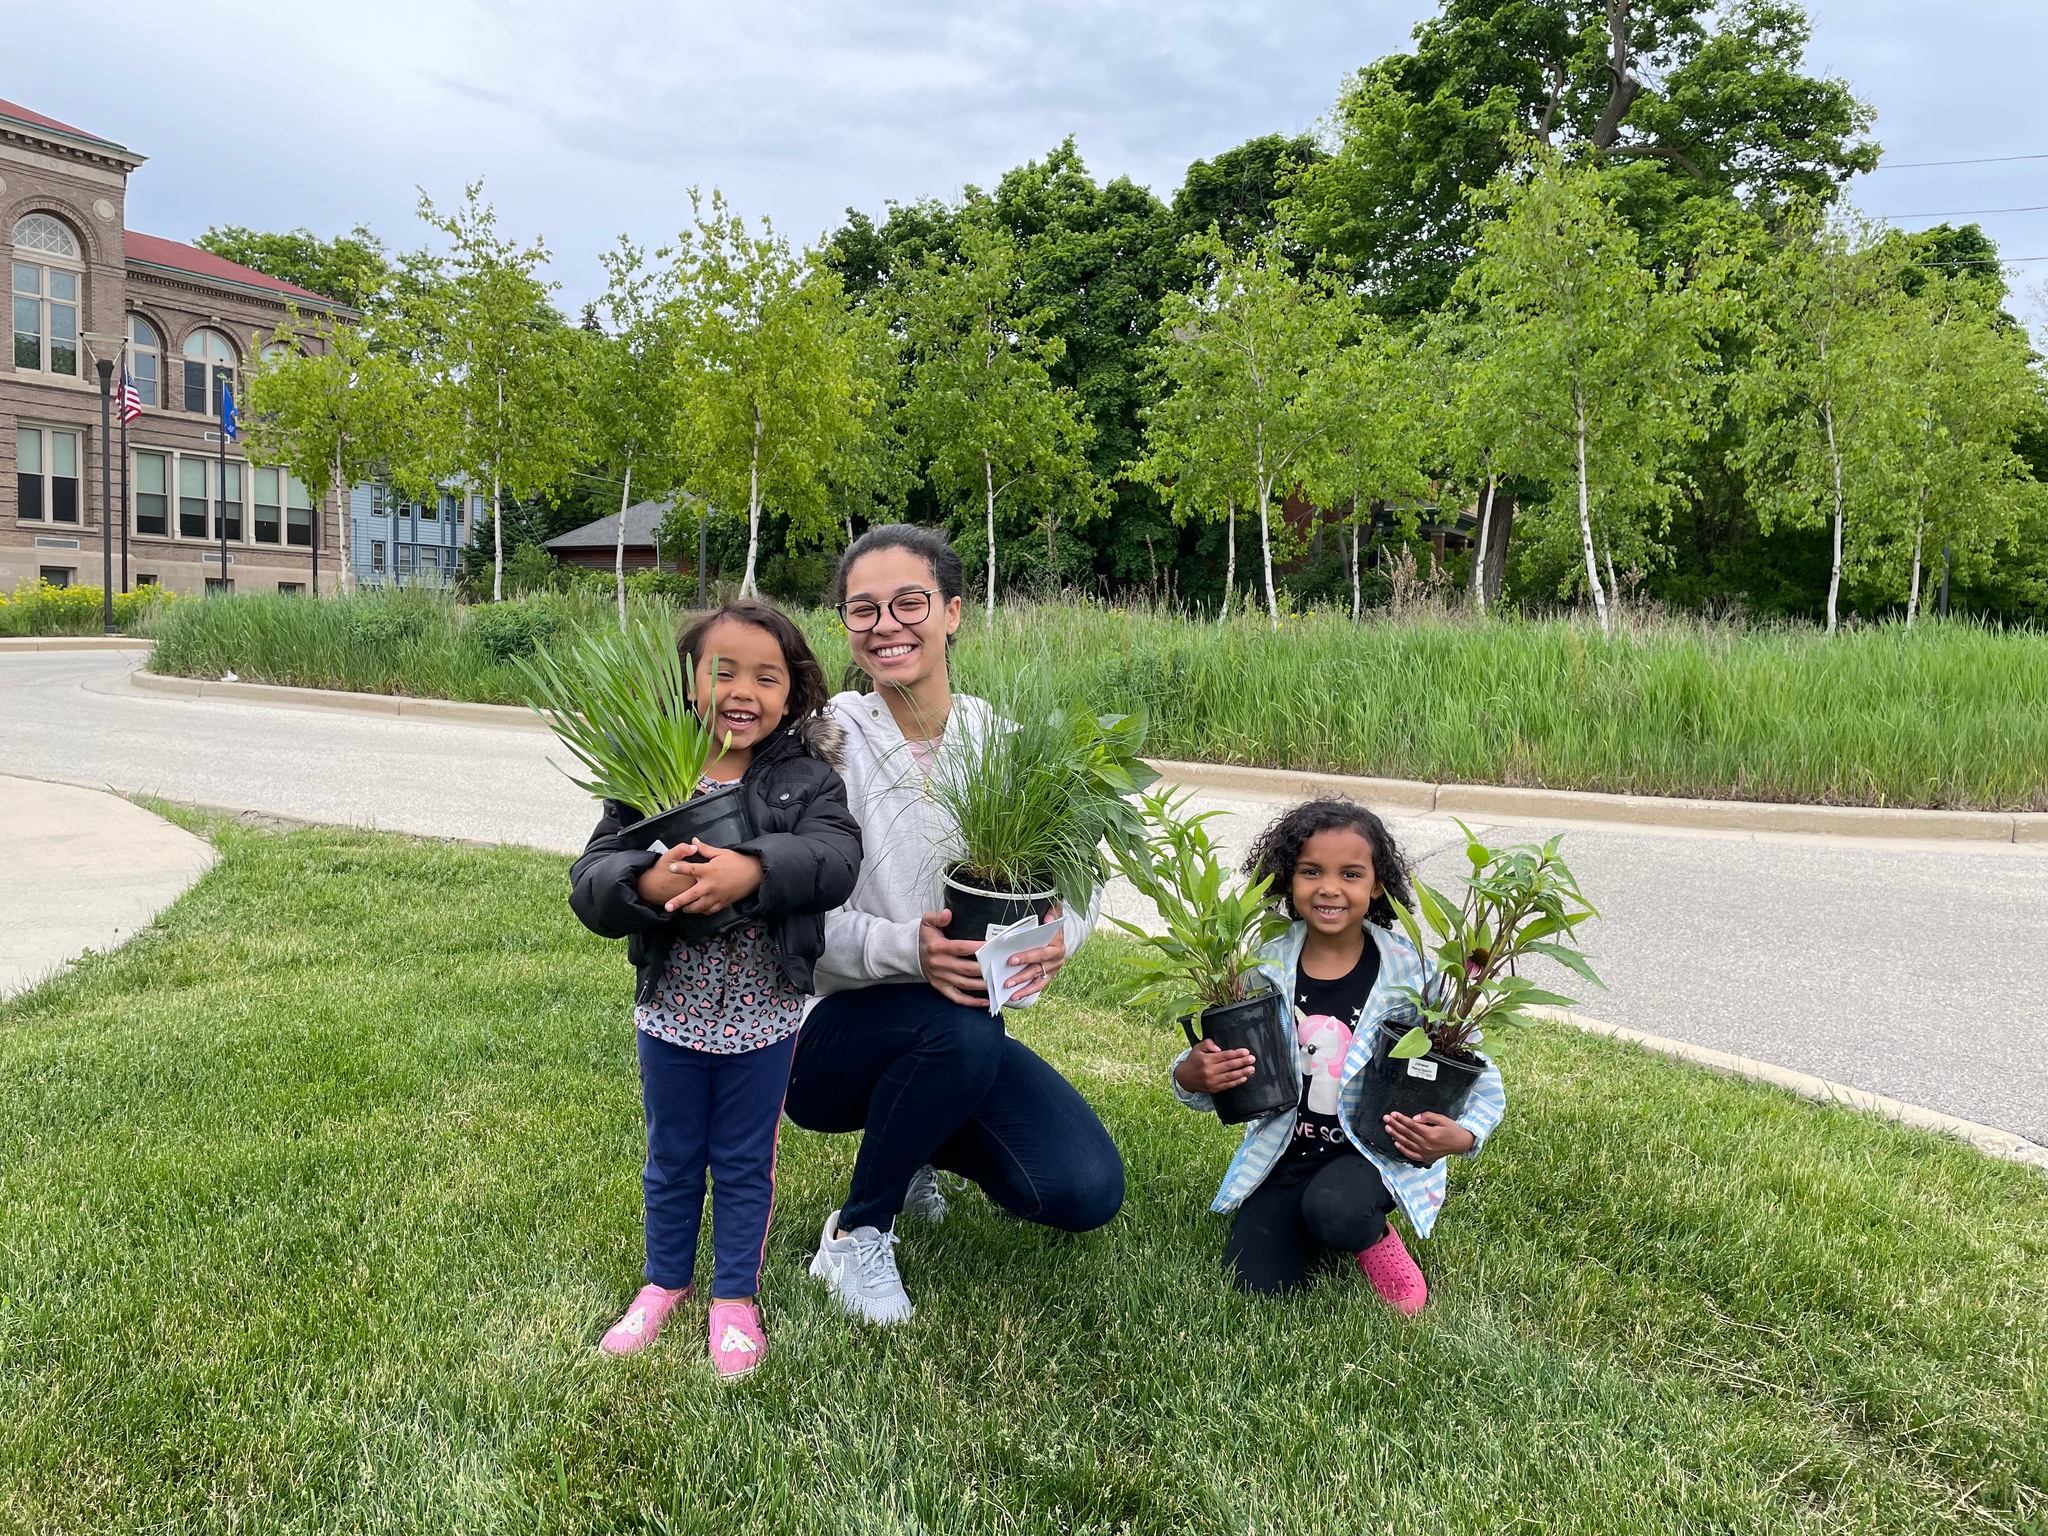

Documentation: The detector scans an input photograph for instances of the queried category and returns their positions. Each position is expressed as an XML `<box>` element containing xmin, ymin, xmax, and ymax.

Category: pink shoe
<box><xmin>708</xmin><ymin>1299</ymin><xmax>766</xmax><ymax>1379</ymax></box>
<box><xmin>1356</xmin><ymin>1227</ymin><xmax>1428</xmax><ymax>1316</ymax></box>
<box><xmin>599</xmin><ymin>1283</ymin><xmax>691</xmax><ymax>1356</ymax></box>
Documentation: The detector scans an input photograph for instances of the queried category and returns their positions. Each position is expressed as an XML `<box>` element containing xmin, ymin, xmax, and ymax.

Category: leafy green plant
<box><xmin>515</xmin><ymin>621</ymin><xmax>726</xmax><ymax>813</ymax></box>
<box><xmin>1109</xmin><ymin>789</ymin><xmax>1292</xmax><ymax>1030</ymax></box>
<box><xmin>1387</xmin><ymin>822</ymin><xmax>1601</xmax><ymax>1061</ymax></box>
<box><xmin>468</xmin><ymin>599</ymin><xmax>563</xmax><ymax>662</ymax></box>
<box><xmin>923</xmin><ymin>679</ymin><xmax>1157</xmax><ymax>911</ymax></box>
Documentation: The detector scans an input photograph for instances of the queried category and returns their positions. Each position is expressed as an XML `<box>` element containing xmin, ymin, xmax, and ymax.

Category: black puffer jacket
<box><xmin>568</xmin><ymin>713</ymin><xmax>862</xmax><ymax>998</ymax></box>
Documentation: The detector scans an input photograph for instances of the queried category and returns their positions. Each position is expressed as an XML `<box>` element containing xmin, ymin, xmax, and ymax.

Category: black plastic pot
<box><xmin>1184</xmin><ymin>985</ymin><xmax>1298</xmax><ymax>1126</ymax></box>
<box><xmin>1352</xmin><ymin>1021</ymin><xmax>1484</xmax><ymax>1165</ymax></box>
<box><xmin>617</xmin><ymin>782</ymin><xmax>757</xmax><ymax>942</ymax></box>
<box><xmin>942</xmin><ymin>866</ymin><xmax>1058</xmax><ymax>942</ymax></box>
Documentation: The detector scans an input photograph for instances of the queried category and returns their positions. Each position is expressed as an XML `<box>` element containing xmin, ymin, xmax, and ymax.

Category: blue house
<box><xmin>348</xmin><ymin>483</ymin><xmax>484</xmax><ymax>589</ymax></box>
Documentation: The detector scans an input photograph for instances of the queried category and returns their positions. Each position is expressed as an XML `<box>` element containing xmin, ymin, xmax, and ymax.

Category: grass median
<box><xmin>146</xmin><ymin>590</ymin><xmax>2048</xmax><ymax>810</ymax></box>
<box><xmin>1</xmin><ymin>820</ymin><xmax>2042</xmax><ymax>1534</ymax></box>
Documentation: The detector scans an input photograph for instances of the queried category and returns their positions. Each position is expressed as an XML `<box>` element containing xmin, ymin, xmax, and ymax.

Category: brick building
<box><xmin>3</xmin><ymin>97</ymin><xmax>353</xmax><ymax>597</ymax></box>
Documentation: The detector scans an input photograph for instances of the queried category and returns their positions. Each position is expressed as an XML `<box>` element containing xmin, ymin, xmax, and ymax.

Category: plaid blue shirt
<box><xmin>1172</xmin><ymin>921</ymin><xmax>1506</xmax><ymax>1240</ymax></box>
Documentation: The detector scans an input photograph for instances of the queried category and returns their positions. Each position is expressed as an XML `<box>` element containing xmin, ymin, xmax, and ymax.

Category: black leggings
<box><xmin>1222</xmin><ymin>1153</ymin><xmax>1396</xmax><ymax>1296</ymax></box>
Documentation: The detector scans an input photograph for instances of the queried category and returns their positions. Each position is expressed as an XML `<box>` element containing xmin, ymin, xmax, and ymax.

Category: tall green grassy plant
<box><xmin>516</xmin><ymin>621</ymin><xmax>727</xmax><ymax>814</ymax></box>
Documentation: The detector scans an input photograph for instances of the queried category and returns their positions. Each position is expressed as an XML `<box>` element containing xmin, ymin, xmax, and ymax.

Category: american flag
<box><xmin>119</xmin><ymin>368</ymin><xmax>143</xmax><ymax>424</ymax></box>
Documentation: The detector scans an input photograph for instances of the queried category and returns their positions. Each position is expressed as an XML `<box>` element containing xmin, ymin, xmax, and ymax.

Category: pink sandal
<box><xmin>1356</xmin><ymin>1227</ymin><xmax>1428</xmax><ymax>1316</ymax></box>
<box><xmin>709</xmin><ymin>1299</ymin><xmax>766</xmax><ymax>1378</ymax></box>
<box><xmin>599</xmin><ymin>1283</ymin><xmax>692</xmax><ymax>1356</ymax></box>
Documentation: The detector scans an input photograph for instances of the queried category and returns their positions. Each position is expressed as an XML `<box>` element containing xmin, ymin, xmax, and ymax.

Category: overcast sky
<box><xmin>8</xmin><ymin>0</ymin><xmax>2046</xmax><ymax>327</ymax></box>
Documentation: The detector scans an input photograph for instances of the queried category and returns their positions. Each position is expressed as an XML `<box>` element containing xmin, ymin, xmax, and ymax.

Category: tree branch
<box><xmin>1589</xmin><ymin>0</ymin><xmax>1644</xmax><ymax>151</ymax></box>
<box><xmin>1603</xmin><ymin>142</ymin><xmax>1708</xmax><ymax>180</ymax></box>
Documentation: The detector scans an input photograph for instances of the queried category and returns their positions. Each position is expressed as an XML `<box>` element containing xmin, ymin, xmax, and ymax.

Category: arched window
<box><xmin>128</xmin><ymin>315</ymin><xmax>161</xmax><ymax>407</ymax></box>
<box><xmin>11</xmin><ymin>213</ymin><xmax>83</xmax><ymax>377</ymax></box>
<box><xmin>181</xmin><ymin>328</ymin><xmax>237</xmax><ymax>415</ymax></box>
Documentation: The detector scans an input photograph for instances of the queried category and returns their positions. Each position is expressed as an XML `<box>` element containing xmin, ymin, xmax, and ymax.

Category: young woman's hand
<box><xmin>1174</xmin><ymin>1038</ymin><xmax>1258</xmax><ymax>1095</ymax></box>
<box><xmin>664</xmin><ymin>841</ymin><xmax>764</xmax><ymax>915</ymax></box>
<box><xmin>1383</xmin><ymin>1111</ymin><xmax>1475</xmax><ymax>1164</ymax></box>
<box><xmin>919</xmin><ymin>911</ymin><xmax>990</xmax><ymax>1008</ymax></box>
<box><xmin>1004</xmin><ymin>904</ymin><xmax>1067</xmax><ymax>1002</ymax></box>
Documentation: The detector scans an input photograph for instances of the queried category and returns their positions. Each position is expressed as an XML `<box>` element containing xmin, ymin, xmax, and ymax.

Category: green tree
<box><xmin>899</xmin><ymin>218</ymin><xmax>1100</xmax><ymax>614</ymax></box>
<box><xmin>242</xmin><ymin>316</ymin><xmax>420</xmax><ymax>594</ymax></box>
<box><xmin>1732</xmin><ymin>209</ymin><xmax>1901</xmax><ymax>633</ymax></box>
<box><xmin>1137</xmin><ymin>230</ymin><xmax>1350</xmax><ymax>625</ymax></box>
<box><xmin>1308</xmin><ymin>320</ymin><xmax>1433</xmax><ymax>618</ymax></box>
<box><xmin>415</xmin><ymin>184</ymin><xmax>581</xmax><ymax>603</ymax></box>
<box><xmin>582</xmin><ymin>239</ymin><xmax>685</xmax><ymax>627</ymax></box>
<box><xmin>195</xmin><ymin>224</ymin><xmax>391</xmax><ymax>309</ymax></box>
<box><xmin>1172</xmin><ymin>134</ymin><xmax>1327</xmax><ymax>255</ymax></box>
<box><xmin>672</xmin><ymin>191</ymin><xmax>864</xmax><ymax>598</ymax></box>
<box><xmin>1456</xmin><ymin>154</ymin><xmax>1720</xmax><ymax>633</ymax></box>
<box><xmin>1288</xmin><ymin>0</ymin><xmax>1875</xmax><ymax>316</ymax></box>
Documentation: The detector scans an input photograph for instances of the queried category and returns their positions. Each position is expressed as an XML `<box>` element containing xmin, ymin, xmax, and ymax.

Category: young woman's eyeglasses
<box><xmin>837</xmin><ymin>589</ymin><xmax>938</xmax><ymax>632</ymax></box>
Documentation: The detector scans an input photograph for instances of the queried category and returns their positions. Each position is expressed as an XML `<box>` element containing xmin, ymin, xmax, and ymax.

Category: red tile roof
<box><xmin>124</xmin><ymin>232</ymin><xmax>333</xmax><ymax>304</ymax></box>
<box><xmin>0</xmin><ymin>97</ymin><xmax>122</xmax><ymax>148</ymax></box>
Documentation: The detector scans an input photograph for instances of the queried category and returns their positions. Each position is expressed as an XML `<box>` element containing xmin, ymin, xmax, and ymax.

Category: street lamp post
<box><xmin>94</xmin><ymin>356</ymin><xmax>114</xmax><ymax>631</ymax></box>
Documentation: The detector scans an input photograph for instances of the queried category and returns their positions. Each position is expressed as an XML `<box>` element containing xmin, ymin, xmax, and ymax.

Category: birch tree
<box><xmin>1137</xmin><ymin>230</ymin><xmax>1348</xmax><ymax>626</ymax></box>
<box><xmin>1308</xmin><ymin>318</ymin><xmax>1432</xmax><ymax>619</ymax></box>
<box><xmin>672</xmin><ymin>190</ymin><xmax>863</xmax><ymax>598</ymax></box>
<box><xmin>416</xmin><ymin>184</ymin><xmax>581</xmax><ymax>602</ymax></box>
<box><xmin>242</xmin><ymin>315</ymin><xmax>419</xmax><ymax>594</ymax></box>
<box><xmin>583</xmin><ymin>239</ymin><xmax>684</xmax><ymax>627</ymax></box>
<box><xmin>1456</xmin><ymin>156</ymin><xmax>1717</xmax><ymax>634</ymax></box>
<box><xmin>898</xmin><ymin>219</ymin><xmax>1099</xmax><ymax>614</ymax></box>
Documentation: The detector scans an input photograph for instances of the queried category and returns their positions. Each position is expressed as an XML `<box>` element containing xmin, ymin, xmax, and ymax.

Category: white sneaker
<box><xmin>808</xmin><ymin>1209</ymin><xmax>914</xmax><ymax>1326</ymax></box>
<box><xmin>904</xmin><ymin>1164</ymin><xmax>949</xmax><ymax>1224</ymax></box>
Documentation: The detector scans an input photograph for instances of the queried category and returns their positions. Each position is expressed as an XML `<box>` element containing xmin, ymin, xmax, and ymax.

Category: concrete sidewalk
<box><xmin>0</xmin><ymin>774</ymin><xmax>216</xmax><ymax>999</ymax></box>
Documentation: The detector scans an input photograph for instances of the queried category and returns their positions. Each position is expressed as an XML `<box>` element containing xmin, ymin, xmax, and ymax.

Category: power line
<box><xmin>1912</xmin><ymin>255</ymin><xmax>2048</xmax><ymax>266</ymax></box>
<box><xmin>1870</xmin><ymin>151</ymin><xmax>2048</xmax><ymax>169</ymax></box>
<box><xmin>1879</xmin><ymin>204</ymin><xmax>2048</xmax><ymax>219</ymax></box>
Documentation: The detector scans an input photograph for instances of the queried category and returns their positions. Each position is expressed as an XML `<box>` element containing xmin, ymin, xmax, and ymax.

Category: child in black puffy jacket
<box><xmin>569</xmin><ymin>599</ymin><xmax>861</xmax><ymax>1376</ymax></box>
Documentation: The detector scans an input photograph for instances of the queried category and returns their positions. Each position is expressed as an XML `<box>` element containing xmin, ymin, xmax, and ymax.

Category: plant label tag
<box><xmin>1405</xmin><ymin>1057</ymin><xmax>1439</xmax><ymax>1082</ymax></box>
<box><xmin>975</xmin><ymin>916</ymin><xmax>1064</xmax><ymax>1019</ymax></box>
<box><xmin>648</xmin><ymin>839</ymin><xmax>670</xmax><ymax>855</ymax></box>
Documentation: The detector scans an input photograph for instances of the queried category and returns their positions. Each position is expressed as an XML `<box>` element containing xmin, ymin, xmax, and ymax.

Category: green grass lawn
<box><xmin>146</xmin><ymin>590</ymin><xmax>2048</xmax><ymax>810</ymax></box>
<box><xmin>2</xmin><ymin>821</ymin><xmax>2043</xmax><ymax>1535</ymax></box>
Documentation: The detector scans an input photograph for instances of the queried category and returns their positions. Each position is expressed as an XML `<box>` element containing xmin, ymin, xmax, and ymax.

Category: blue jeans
<box><xmin>637</xmin><ymin>1027</ymin><xmax>797</xmax><ymax>1298</ymax></box>
<box><xmin>784</xmin><ymin>982</ymin><xmax>1124</xmax><ymax>1234</ymax></box>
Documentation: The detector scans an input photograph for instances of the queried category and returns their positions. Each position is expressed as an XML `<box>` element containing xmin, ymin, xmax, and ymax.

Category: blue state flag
<box><xmin>220</xmin><ymin>381</ymin><xmax>239</xmax><ymax>442</ymax></box>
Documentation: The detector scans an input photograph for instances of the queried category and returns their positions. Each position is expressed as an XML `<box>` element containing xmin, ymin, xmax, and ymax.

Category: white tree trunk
<box><xmin>1350</xmin><ymin>518</ymin><xmax>1362</xmax><ymax>621</ymax></box>
<box><xmin>1471</xmin><ymin>474</ymin><xmax>1496</xmax><ymax>615</ymax></box>
<box><xmin>492</xmin><ymin>375</ymin><xmax>505</xmax><ymax>604</ymax></box>
<box><xmin>1605</xmin><ymin>548</ymin><xmax>1620</xmax><ymax>611</ymax></box>
<box><xmin>1254</xmin><ymin>428</ymin><xmax>1279</xmax><ymax>628</ymax></box>
<box><xmin>984</xmin><ymin>448</ymin><xmax>997</xmax><ymax>619</ymax></box>
<box><xmin>1906</xmin><ymin>492</ymin><xmax>1927</xmax><ymax>629</ymax></box>
<box><xmin>335</xmin><ymin>442</ymin><xmax>352</xmax><ymax>597</ymax></box>
<box><xmin>740</xmin><ymin>404</ymin><xmax>763</xmax><ymax>599</ymax></box>
<box><xmin>1822</xmin><ymin>395</ymin><xmax>1844</xmax><ymax>636</ymax></box>
<box><xmin>1574</xmin><ymin>392</ymin><xmax>1609</xmax><ymax>636</ymax></box>
<box><xmin>614</xmin><ymin>459</ymin><xmax>633</xmax><ymax>631</ymax></box>
<box><xmin>1220</xmin><ymin>498</ymin><xmax>1237</xmax><ymax>623</ymax></box>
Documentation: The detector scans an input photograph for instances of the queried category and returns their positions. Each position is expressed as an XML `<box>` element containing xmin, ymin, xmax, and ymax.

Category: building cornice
<box><xmin>0</xmin><ymin>115</ymin><xmax>144</xmax><ymax>175</ymax></box>
<box><xmin>125</xmin><ymin>261</ymin><xmax>361</xmax><ymax>320</ymax></box>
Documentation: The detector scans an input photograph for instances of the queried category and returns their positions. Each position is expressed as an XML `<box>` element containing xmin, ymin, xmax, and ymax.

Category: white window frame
<box><xmin>17</xmin><ymin>423</ymin><xmax>83</xmax><ymax>524</ymax></box>
<box><xmin>11</xmin><ymin>214</ymin><xmax>83</xmax><ymax>379</ymax></box>
<box><xmin>181</xmin><ymin>329</ymin><xmax>238</xmax><ymax>417</ymax></box>
<box><xmin>133</xmin><ymin>448</ymin><xmax>169</xmax><ymax>536</ymax></box>
<box><xmin>128</xmin><ymin>315</ymin><xmax>161</xmax><ymax>408</ymax></box>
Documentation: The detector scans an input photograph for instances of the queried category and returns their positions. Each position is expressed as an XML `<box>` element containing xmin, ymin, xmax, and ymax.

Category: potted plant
<box><xmin>517</xmin><ymin>620</ymin><xmax>755</xmax><ymax>941</ymax></box>
<box><xmin>924</xmin><ymin>694</ymin><xmax>1158</xmax><ymax>941</ymax></box>
<box><xmin>1108</xmin><ymin>789</ymin><xmax>1297</xmax><ymax>1125</ymax></box>
<box><xmin>1362</xmin><ymin>823</ymin><xmax>1602</xmax><ymax>1163</ymax></box>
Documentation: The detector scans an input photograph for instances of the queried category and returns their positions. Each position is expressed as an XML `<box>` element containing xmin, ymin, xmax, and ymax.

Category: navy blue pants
<box><xmin>637</xmin><ymin>1027</ymin><xmax>797</xmax><ymax>1298</ymax></box>
<box><xmin>783</xmin><ymin>982</ymin><xmax>1124</xmax><ymax>1235</ymax></box>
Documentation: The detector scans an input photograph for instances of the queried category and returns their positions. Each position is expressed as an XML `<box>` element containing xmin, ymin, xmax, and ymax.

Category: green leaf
<box><xmin>1388</xmin><ymin>1026</ymin><xmax>1432</xmax><ymax>1059</ymax></box>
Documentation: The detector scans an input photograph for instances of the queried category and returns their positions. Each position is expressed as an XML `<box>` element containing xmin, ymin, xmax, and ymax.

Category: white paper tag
<box><xmin>1405</xmin><ymin>1057</ymin><xmax>1439</xmax><ymax>1081</ymax></box>
<box><xmin>648</xmin><ymin>839</ymin><xmax>670</xmax><ymax>855</ymax></box>
<box><xmin>975</xmin><ymin>915</ymin><xmax>1063</xmax><ymax>1018</ymax></box>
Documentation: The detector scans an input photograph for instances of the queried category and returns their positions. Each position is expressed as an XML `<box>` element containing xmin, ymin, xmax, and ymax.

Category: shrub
<box><xmin>0</xmin><ymin>579</ymin><xmax>179</xmax><ymax>637</ymax></box>
<box><xmin>467</xmin><ymin>599</ymin><xmax>564</xmax><ymax>662</ymax></box>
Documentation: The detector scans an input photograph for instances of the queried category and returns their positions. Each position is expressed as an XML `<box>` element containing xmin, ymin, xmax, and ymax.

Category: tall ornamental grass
<box><xmin>0</xmin><ymin>579</ymin><xmax>177</xmax><ymax>637</ymax></box>
<box><xmin>148</xmin><ymin>591</ymin><xmax>2048</xmax><ymax>810</ymax></box>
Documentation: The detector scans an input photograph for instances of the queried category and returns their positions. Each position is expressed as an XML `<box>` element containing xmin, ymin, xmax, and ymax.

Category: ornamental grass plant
<box><xmin>0</xmin><ymin>578</ymin><xmax>176</xmax><ymax>637</ymax></box>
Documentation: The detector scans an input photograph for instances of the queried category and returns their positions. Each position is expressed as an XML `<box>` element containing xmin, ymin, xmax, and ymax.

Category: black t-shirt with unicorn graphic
<box><xmin>1282</xmin><ymin>942</ymin><xmax>1381</xmax><ymax>1166</ymax></box>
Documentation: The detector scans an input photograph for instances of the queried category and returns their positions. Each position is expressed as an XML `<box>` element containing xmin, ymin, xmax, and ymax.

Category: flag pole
<box><xmin>118</xmin><ymin>341</ymin><xmax>131</xmax><ymax>593</ymax></box>
<box><xmin>217</xmin><ymin>379</ymin><xmax>229</xmax><ymax>594</ymax></box>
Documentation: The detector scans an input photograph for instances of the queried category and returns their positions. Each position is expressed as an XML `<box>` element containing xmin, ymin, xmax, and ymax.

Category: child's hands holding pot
<box><xmin>661</xmin><ymin>840</ymin><xmax>764</xmax><ymax>915</ymax></box>
<box><xmin>1383</xmin><ymin>1111</ymin><xmax>1475</xmax><ymax>1163</ymax></box>
<box><xmin>1174</xmin><ymin>1038</ymin><xmax>1258</xmax><ymax>1095</ymax></box>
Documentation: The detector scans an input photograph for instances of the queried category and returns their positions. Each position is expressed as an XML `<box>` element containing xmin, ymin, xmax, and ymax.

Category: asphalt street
<box><xmin>5</xmin><ymin>649</ymin><xmax>2044</xmax><ymax>1145</ymax></box>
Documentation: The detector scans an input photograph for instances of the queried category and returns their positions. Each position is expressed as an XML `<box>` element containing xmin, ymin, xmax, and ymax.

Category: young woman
<box><xmin>569</xmin><ymin>600</ymin><xmax>862</xmax><ymax>1374</ymax></box>
<box><xmin>1173</xmin><ymin>799</ymin><xmax>1505</xmax><ymax>1309</ymax></box>
<box><xmin>783</xmin><ymin>525</ymin><xmax>1124</xmax><ymax>1326</ymax></box>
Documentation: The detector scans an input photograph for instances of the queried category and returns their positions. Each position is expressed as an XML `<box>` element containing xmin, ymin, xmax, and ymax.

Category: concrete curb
<box><xmin>111</xmin><ymin>667</ymin><xmax>2042</xmax><ymax>843</ymax></box>
<box><xmin>1150</xmin><ymin>758</ymin><xmax>2040</xmax><ymax>845</ymax></box>
<box><xmin>1537</xmin><ymin>1008</ymin><xmax>2048</xmax><ymax>1173</ymax></box>
<box><xmin>0</xmin><ymin>635</ymin><xmax>154</xmax><ymax>652</ymax></box>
